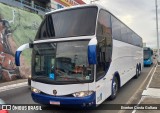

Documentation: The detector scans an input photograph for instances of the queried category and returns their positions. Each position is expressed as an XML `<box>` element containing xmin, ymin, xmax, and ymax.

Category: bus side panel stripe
<box><xmin>15</xmin><ymin>51</ymin><xmax>22</xmax><ymax>66</ymax></box>
<box><xmin>88</xmin><ymin>45</ymin><xmax>97</xmax><ymax>64</ymax></box>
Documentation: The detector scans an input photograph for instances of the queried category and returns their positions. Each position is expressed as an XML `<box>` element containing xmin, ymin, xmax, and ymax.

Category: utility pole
<box><xmin>155</xmin><ymin>0</ymin><xmax>160</xmax><ymax>64</ymax></box>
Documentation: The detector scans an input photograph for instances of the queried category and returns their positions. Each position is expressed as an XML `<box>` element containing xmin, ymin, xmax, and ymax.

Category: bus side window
<box><xmin>96</xmin><ymin>43</ymin><xmax>106</xmax><ymax>80</ymax></box>
<box><xmin>96</xmin><ymin>10</ymin><xmax>112</xmax><ymax>81</ymax></box>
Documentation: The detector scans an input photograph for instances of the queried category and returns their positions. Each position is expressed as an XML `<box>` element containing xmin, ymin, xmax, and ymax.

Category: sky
<box><xmin>83</xmin><ymin>0</ymin><xmax>159</xmax><ymax>49</ymax></box>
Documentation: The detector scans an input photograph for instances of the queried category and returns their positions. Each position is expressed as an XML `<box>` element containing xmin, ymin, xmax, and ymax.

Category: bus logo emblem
<box><xmin>53</xmin><ymin>90</ymin><xmax>57</xmax><ymax>95</ymax></box>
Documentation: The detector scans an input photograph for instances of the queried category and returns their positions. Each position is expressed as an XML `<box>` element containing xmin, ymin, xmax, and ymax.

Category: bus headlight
<box><xmin>31</xmin><ymin>87</ymin><xmax>41</xmax><ymax>93</ymax></box>
<box><xmin>28</xmin><ymin>75</ymin><xmax>31</xmax><ymax>79</ymax></box>
<box><xmin>72</xmin><ymin>91</ymin><xmax>93</xmax><ymax>97</ymax></box>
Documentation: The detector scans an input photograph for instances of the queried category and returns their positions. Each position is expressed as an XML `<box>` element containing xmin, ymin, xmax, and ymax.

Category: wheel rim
<box><xmin>136</xmin><ymin>68</ymin><xmax>139</xmax><ymax>76</ymax></box>
<box><xmin>139</xmin><ymin>67</ymin><xmax>141</xmax><ymax>75</ymax></box>
<box><xmin>113</xmin><ymin>80</ymin><xmax>118</xmax><ymax>96</ymax></box>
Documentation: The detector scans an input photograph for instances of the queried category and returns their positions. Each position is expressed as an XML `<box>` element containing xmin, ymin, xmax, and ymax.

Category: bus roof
<box><xmin>144</xmin><ymin>47</ymin><xmax>152</xmax><ymax>50</ymax></box>
<box><xmin>45</xmin><ymin>4</ymin><xmax>105</xmax><ymax>15</ymax></box>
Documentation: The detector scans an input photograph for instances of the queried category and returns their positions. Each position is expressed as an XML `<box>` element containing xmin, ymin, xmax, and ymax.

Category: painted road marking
<box><xmin>146</xmin><ymin>65</ymin><xmax>158</xmax><ymax>89</ymax></box>
<box><xmin>118</xmin><ymin>64</ymin><xmax>156</xmax><ymax>113</ymax></box>
<box><xmin>142</xmin><ymin>88</ymin><xmax>160</xmax><ymax>97</ymax></box>
<box><xmin>132</xmin><ymin>96</ymin><xmax>146</xmax><ymax>113</ymax></box>
<box><xmin>0</xmin><ymin>82</ymin><xmax>27</xmax><ymax>93</ymax></box>
<box><xmin>131</xmin><ymin>64</ymin><xmax>157</xmax><ymax>113</ymax></box>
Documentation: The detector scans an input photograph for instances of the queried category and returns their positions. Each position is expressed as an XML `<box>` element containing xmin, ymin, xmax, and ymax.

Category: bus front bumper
<box><xmin>31</xmin><ymin>92</ymin><xmax>96</xmax><ymax>107</ymax></box>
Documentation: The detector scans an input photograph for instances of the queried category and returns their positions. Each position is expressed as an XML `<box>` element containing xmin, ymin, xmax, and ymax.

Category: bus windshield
<box><xmin>32</xmin><ymin>41</ymin><xmax>93</xmax><ymax>84</ymax></box>
<box><xmin>144</xmin><ymin>50</ymin><xmax>151</xmax><ymax>60</ymax></box>
<box><xmin>35</xmin><ymin>7</ymin><xmax>98</xmax><ymax>40</ymax></box>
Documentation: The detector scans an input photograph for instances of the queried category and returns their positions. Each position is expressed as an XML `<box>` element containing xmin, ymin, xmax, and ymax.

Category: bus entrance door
<box><xmin>95</xmin><ymin>78</ymin><xmax>107</xmax><ymax>105</ymax></box>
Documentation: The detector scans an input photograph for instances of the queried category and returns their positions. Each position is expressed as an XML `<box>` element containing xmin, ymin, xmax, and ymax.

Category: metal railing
<box><xmin>0</xmin><ymin>0</ymin><xmax>52</xmax><ymax>16</ymax></box>
<box><xmin>21</xmin><ymin>0</ymin><xmax>50</xmax><ymax>12</ymax></box>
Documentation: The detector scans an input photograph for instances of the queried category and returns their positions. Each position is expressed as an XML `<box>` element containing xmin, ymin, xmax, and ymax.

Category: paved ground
<box><xmin>134</xmin><ymin>65</ymin><xmax>160</xmax><ymax>113</ymax></box>
<box><xmin>0</xmin><ymin>79</ymin><xmax>27</xmax><ymax>87</ymax></box>
<box><xmin>135</xmin><ymin>97</ymin><xmax>160</xmax><ymax>113</ymax></box>
<box><xmin>149</xmin><ymin>66</ymin><xmax>160</xmax><ymax>88</ymax></box>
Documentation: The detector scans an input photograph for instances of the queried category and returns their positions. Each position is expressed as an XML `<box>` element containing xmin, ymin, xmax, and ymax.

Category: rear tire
<box><xmin>134</xmin><ymin>66</ymin><xmax>139</xmax><ymax>79</ymax></box>
<box><xmin>109</xmin><ymin>77</ymin><xmax>118</xmax><ymax>100</ymax></box>
<box><xmin>139</xmin><ymin>64</ymin><xmax>141</xmax><ymax>75</ymax></box>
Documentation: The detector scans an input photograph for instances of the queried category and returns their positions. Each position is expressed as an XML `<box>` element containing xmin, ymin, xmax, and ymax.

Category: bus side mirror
<box><xmin>88</xmin><ymin>45</ymin><xmax>97</xmax><ymax>64</ymax></box>
<box><xmin>15</xmin><ymin>43</ymin><xmax>33</xmax><ymax>66</ymax></box>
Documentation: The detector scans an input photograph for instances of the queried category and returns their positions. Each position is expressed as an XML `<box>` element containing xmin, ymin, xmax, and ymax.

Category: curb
<box><xmin>0</xmin><ymin>79</ymin><xmax>28</xmax><ymax>92</ymax></box>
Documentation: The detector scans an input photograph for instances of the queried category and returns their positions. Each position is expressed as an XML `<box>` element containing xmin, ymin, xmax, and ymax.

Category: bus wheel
<box><xmin>139</xmin><ymin>64</ymin><xmax>141</xmax><ymax>75</ymax></box>
<box><xmin>109</xmin><ymin>77</ymin><xmax>118</xmax><ymax>100</ymax></box>
<box><xmin>134</xmin><ymin>67</ymin><xmax>139</xmax><ymax>79</ymax></box>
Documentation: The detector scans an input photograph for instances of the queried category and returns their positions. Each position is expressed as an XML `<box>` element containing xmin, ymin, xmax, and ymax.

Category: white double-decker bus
<box><xmin>15</xmin><ymin>4</ymin><xmax>143</xmax><ymax>107</ymax></box>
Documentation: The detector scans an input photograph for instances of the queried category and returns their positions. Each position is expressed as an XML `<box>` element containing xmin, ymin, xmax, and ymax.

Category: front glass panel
<box><xmin>32</xmin><ymin>41</ymin><xmax>94</xmax><ymax>84</ymax></box>
<box><xmin>144</xmin><ymin>50</ymin><xmax>151</xmax><ymax>60</ymax></box>
<box><xmin>96</xmin><ymin>10</ymin><xmax>112</xmax><ymax>81</ymax></box>
<box><xmin>35</xmin><ymin>7</ymin><xmax>98</xmax><ymax>40</ymax></box>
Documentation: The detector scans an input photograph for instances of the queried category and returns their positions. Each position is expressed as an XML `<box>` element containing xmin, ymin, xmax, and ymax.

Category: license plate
<box><xmin>50</xmin><ymin>101</ymin><xmax>60</xmax><ymax>105</ymax></box>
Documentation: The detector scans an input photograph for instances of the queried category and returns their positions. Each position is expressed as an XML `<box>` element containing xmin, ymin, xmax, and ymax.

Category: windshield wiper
<box><xmin>71</xmin><ymin>77</ymin><xmax>82</xmax><ymax>82</ymax></box>
<box><xmin>59</xmin><ymin>76</ymin><xmax>82</xmax><ymax>82</ymax></box>
<box><xmin>33</xmin><ymin>76</ymin><xmax>48</xmax><ymax>79</ymax></box>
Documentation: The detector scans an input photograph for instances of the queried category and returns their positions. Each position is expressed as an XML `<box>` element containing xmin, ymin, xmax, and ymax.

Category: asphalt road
<box><xmin>0</xmin><ymin>64</ymin><xmax>156</xmax><ymax>113</ymax></box>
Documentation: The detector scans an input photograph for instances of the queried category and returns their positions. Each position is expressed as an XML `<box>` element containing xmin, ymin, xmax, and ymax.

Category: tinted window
<box><xmin>35</xmin><ymin>7</ymin><xmax>98</xmax><ymax>40</ymax></box>
<box><xmin>144</xmin><ymin>50</ymin><xmax>151</xmax><ymax>60</ymax></box>
<box><xmin>96</xmin><ymin>10</ymin><xmax>112</xmax><ymax>81</ymax></box>
<box><xmin>97</xmin><ymin>10</ymin><xmax>111</xmax><ymax>37</ymax></box>
<box><xmin>32</xmin><ymin>41</ymin><xmax>94</xmax><ymax>84</ymax></box>
<box><xmin>111</xmin><ymin>16</ymin><xmax>121</xmax><ymax>41</ymax></box>
<box><xmin>111</xmin><ymin>16</ymin><xmax>142</xmax><ymax>47</ymax></box>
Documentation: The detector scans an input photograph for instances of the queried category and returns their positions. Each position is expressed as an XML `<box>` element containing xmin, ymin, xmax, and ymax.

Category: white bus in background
<box><xmin>15</xmin><ymin>4</ymin><xmax>143</xmax><ymax>107</ymax></box>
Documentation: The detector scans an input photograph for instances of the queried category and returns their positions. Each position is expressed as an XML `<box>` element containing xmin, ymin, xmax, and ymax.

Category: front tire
<box><xmin>109</xmin><ymin>77</ymin><xmax>118</xmax><ymax>100</ymax></box>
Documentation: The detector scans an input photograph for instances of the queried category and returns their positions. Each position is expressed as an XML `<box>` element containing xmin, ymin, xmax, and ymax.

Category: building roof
<box><xmin>75</xmin><ymin>0</ymin><xmax>86</xmax><ymax>4</ymax></box>
<box><xmin>54</xmin><ymin>0</ymin><xmax>86</xmax><ymax>7</ymax></box>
